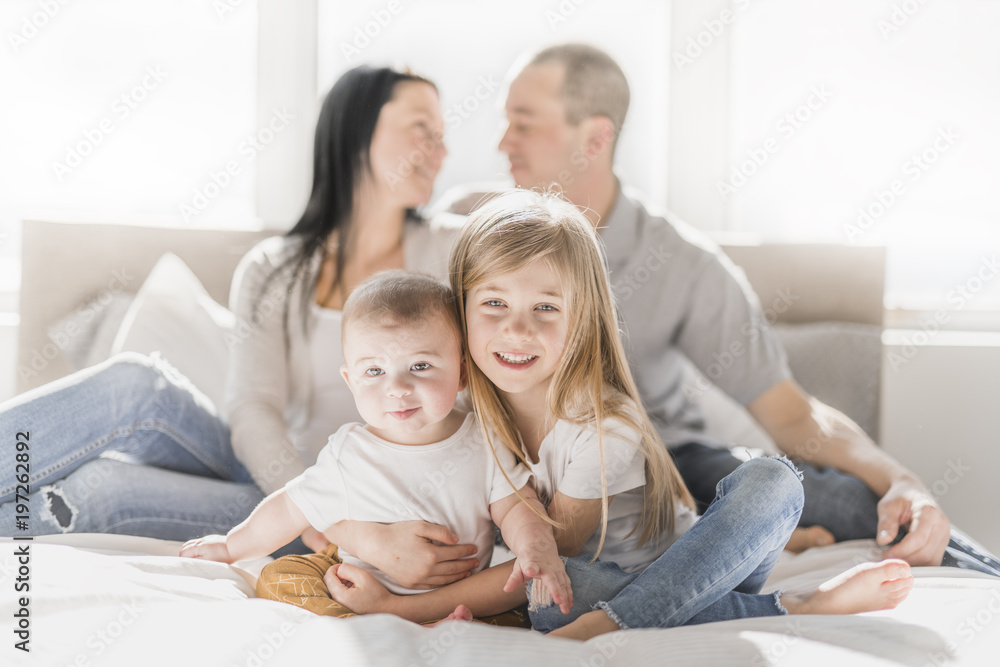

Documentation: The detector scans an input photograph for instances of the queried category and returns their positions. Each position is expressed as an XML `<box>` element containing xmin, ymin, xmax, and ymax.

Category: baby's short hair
<box><xmin>341</xmin><ymin>270</ymin><xmax>460</xmax><ymax>341</ymax></box>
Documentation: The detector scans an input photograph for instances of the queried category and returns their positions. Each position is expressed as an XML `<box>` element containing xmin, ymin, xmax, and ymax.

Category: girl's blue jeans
<box><xmin>529</xmin><ymin>457</ymin><xmax>804</xmax><ymax>632</ymax></box>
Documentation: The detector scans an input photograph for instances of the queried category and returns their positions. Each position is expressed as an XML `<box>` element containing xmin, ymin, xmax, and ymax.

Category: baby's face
<box><xmin>341</xmin><ymin>313</ymin><xmax>466</xmax><ymax>445</ymax></box>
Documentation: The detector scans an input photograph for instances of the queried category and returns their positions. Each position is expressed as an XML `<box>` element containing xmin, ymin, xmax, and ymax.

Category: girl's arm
<box><xmin>547</xmin><ymin>492</ymin><xmax>604</xmax><ymax>557</ymax></box>
<box><xmin>325</xmin><ymin>493</ymin><xmax>605</xmax><ymax>621</ymax></box>
<box><xmin>324</xmin><ymin>520</ymin><xmax>480</xmax><ymax>589</ymax></box>
<box><xmin>180</xmin><ymin>489</ymin><xmax>310</xmax><ymax>563</ymax></box>
<box><xmin>326</xmin><ymin>559</ymin><xmax>526</xmax><ymax>623</ymax></box>
<box><xmin>490</xmin><ymin>485</ymin><xmax>572</xmax><ymax>613</ymax></box>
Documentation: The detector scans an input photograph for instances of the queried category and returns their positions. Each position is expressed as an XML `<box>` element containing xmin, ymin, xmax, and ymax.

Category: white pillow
<box><xmin>111</xmin><ymin>253</ymin><xmax>234</xmax><ymax>413</ymax></box>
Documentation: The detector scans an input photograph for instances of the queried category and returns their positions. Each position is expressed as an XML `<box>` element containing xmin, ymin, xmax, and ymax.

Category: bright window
<box><xmin>726</xmin><ymin>0</ymin><xmax>1000</xmax><ymax>311</ymax></box>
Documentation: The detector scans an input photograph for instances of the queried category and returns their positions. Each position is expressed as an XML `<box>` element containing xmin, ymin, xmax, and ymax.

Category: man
<box><xmin>439</xmin><ymin>43</ymin><xmax>995</xmax><ymax>571</ymax></box>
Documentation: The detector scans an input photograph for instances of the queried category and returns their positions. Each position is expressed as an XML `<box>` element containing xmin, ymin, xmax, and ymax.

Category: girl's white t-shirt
<box><xmin>528</xmin><ymin>417</ymin><xmax>699</xmax><ymax>573</ymax></box>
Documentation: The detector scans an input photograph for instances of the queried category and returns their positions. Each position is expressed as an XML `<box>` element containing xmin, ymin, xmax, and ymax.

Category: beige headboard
<box><xmin>18</xmin><ymin>220</ymin><xmax>273</xmax><ymax>393</ymax></box>
<box><xmin>718</xmin><ymin>242</ymin><xmax>885</xmax><ymax>327</ymax></box>
<box><xmin>17</xmin><ymin>219</ymin><xmax>885</xmax><ymax>395</ymax></box>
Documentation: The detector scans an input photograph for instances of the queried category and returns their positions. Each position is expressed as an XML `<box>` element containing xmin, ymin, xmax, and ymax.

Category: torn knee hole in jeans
<box><xmin>526</xmin><ymin>580</ymin><xmax>555</xmax><ymax>612</ymax></box>
<box><xmin>40</xmin><ymin>485</ymin><xmax>77</xmax><ymax>532</ymax></box>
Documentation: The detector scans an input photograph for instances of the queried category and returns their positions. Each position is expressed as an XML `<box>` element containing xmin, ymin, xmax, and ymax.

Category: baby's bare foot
<box><xmin>782</xmin><ymin>559</ymin><xmax>913</xmax><ymax>615</ymax></box>
<box><xmin>427</xmin><ymin>604</ymin><xmax>473</xmax><ymax>627</ymax></box>
<box><xmin>783</xmin><ymin>526</ymin><xmax>835</xmax><ymax>553</ymax></box>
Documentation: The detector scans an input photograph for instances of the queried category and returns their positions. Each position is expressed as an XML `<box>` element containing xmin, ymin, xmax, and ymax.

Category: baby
<box><xmin>180</xmin><ymin>270</ymin><xmax>571</xmax><ymax>619</ymax></box>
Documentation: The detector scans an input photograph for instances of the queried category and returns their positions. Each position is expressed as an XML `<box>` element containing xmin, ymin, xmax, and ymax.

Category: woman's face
<box><xmin>366</xmin><ymin>81</ymin><xmax>447</xmax><ymax>209</ymax></box>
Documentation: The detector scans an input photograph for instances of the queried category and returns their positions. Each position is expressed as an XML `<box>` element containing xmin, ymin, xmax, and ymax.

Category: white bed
<box><xmin>4</xmin><ymin>534</ymin><xmax>998</xmax><ymax>667</ymax></box>
<box><xmin>8</xmin><ymin>220</ymin><xmax>997</xmax><ymax>666</ymax></box>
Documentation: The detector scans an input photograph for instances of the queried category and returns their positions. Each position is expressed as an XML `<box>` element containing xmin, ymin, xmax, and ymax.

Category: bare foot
<box><xmin>784</xmin><ymin>526</ymin><xmax>835</xmax><ymax>553</ymax></box>
<box><xmin>547</xmin><ymin>609</ymin><xmax>621</xmax><ymax>641</ymax></box>
<box><xmin>781</xmin><ymin>559</ymin><xmax>913</xmax><ymax>615</ymax></box>
<box><xmin>426</xmin><ymin>605</ymin><xmax>473</xmax><ymax>627</ymax></box>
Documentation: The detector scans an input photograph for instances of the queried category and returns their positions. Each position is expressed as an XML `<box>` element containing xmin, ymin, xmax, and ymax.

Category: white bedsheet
<box><xmin>2</xmin><ymin>535</ymin><xmax>998</xmax><ymax>667</ymax></box>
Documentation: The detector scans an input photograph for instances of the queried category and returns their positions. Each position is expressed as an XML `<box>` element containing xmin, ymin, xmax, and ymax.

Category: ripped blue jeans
<box><xmin>0</xmin><ymin>353</ymin><xmax>263</xmax><ymax>540</ymax></box>
<box><xmin>529</xmin><ymin>456</ymin><xmax>804</xmax><ymax>632</ymax></box>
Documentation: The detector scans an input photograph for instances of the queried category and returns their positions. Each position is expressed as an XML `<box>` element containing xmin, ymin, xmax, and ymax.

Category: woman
<box><xmin>1</xmin><ymin>67</ymin><xmax>479</xmax><ymax>583</ymax></box>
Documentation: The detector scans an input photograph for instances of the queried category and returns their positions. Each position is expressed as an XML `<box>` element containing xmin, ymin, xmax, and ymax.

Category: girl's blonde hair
<box><xmin>449</xmin><ymin>189</ymin><xmax>695</xmax><ymax>554</ymax></box>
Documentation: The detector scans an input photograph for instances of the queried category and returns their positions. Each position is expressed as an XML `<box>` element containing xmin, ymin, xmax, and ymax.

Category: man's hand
<box><xmin>325</xmin><ymin>562</ymin><xmax>397</xmax><ymax>615</ymax></box>
<box><xmin>504</xmin><ymin>542</ymin><xmax>573</xmax><ymax>615</ymax></box>
<box><xmin>179</xmin><ymin>534</ymin><xmax>233</xmax><ymax>563</ymax></box>
<box><xmin>348</xmin><ymin>521</ymin><xmax>479</xmax><ymax>589</ymax></box>
<box><xmin>877</xmin><ymin>477</ymin><xmax>950</xmax><ymax>566</ymax></box>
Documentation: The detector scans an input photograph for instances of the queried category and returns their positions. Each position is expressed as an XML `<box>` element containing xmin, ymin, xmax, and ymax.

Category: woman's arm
<box><xmin>226</xmin><ymin>241</ymin><xmax>308</xmax><ymax>493</ymax></box>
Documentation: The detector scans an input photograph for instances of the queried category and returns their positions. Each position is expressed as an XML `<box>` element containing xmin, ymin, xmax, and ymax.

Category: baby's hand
<box><xmin>505</xmin><ymin>545</ymin><xmax>573</xmax><ymax>615</ymax></box>
<box><xmin>179</xmin><ymin>535</ymin><xmax>233</xmax><ymax>563</ymax></box>
<box><xmin>324</xmin><ymin>562</ymin><xmax>396</xmax><ymax>614</ymax></box>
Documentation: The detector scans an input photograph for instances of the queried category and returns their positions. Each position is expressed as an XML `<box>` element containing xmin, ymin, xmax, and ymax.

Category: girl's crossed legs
<box><xmin>529</xmin><ymin>457</ymin><xmax>913</xmax><ymax>639</ymax></box>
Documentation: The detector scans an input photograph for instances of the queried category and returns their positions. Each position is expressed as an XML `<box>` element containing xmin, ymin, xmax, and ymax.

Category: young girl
<box><xmin>325</xmin><ymin>190</ymin><xmax>914</xmax><ymax>637</ymax></box>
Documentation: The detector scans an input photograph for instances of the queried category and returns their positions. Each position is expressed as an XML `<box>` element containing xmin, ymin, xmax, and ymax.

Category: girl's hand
<box><xmin>179</xmin><ymin>535</ymin><xmax>233</xmax><ymax>563</ymax></box>
<box><xmin>348</xmin><ymin>521</ymin><xmax>479</xmax><ymax>589</ymax></box>
<box><xmin>301</xmin><ymin>526</ymin><xmax>331</xmax><ymax>553</ymax></box>
<box><xmin>324</xmin><ymin>562</ymin><xmax>397</xmax><ymax>614</ymax></box>
<box><xmin>504</xmin><ymin>544</ymin><xmax>573</xmax><ymax>615</ymax></box>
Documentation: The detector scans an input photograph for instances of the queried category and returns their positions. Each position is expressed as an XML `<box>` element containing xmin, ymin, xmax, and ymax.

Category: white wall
<box><xmin>880</xmin><ymin>330</ymin><xmax>1000</xmax><ymax>556</ymax></box>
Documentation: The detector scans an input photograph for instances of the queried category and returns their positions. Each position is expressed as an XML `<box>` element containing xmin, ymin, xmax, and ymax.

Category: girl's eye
<box><xmin>411</xmin><ymin>362</ymin><xmax>430</xmax><ymax>372</ymax></box>
<box><xmin>484</xmin><ymin>299</ymin><xmax>503</xmax><ymax>307</ymax></box>
<box><xmin>536</xmin><ymin>304</ymin><xmax>557</xmax><ymax>312</ymax></box>
<box><xmin>364</xmin><ymin>367</ymin><xmax>384</xmax><ymax>377</ymax></box>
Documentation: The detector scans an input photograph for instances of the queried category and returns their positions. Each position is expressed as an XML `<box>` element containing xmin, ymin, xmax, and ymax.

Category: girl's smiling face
<box><xmin>465</xmin><ymin>258</ymin><xmax>568</xmax><ymax>403</ymax></box>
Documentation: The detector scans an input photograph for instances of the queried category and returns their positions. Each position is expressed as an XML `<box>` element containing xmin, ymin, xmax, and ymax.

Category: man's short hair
<box><xmin>342</xmin><ymin>270</ymin><xmax>460</xmax><ymax>342</ymax></box>
<box><xmin>528</xmin><ymin>43</ymin><xmax>630</xmax><ymax>137</ymax></box>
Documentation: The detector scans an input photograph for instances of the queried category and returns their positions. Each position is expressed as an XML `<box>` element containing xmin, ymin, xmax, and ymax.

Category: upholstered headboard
<box><xmin>17</xmin><ymin>220</ymin><xmax>886</xmax><ymax>423</ymax></box>
<box><xmin>17</xmin><ymin>220</ymin><xmax>272</xmax><ymax>393</ymax></box>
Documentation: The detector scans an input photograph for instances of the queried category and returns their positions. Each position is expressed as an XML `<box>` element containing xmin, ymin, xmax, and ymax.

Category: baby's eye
<box><xmin>411</xmin><ymin>362</ymin><xmax>431</xmax><ymax>372</ymax></box>
<box><xmin>364</xmin><ymin>367</ymin><xmax>384</xmax><ymax>377</ymax></box>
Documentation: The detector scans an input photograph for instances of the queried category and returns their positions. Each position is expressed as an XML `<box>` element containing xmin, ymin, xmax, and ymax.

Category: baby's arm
<box><xmin>180</xmin><ymin>489</ymin><xmax>310</xmax><ymax>563</ymax></box>
<box><xmin>491</xmin><ymin>484</ymin><xmax>573</xmax><ymax>614</ymax></box>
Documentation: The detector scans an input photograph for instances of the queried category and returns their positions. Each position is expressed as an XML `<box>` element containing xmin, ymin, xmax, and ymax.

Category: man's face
<box><xmin>498</xmin><ymin>64</ymin><xmax>584</xmax><ymax>190</ymax></box>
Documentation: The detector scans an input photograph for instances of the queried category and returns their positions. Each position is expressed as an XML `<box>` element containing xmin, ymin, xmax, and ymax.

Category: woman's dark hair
<box><xmin>256</xmin><ymin>65</ymin><xmax>436</xmax><ymax>332</ymax></box>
